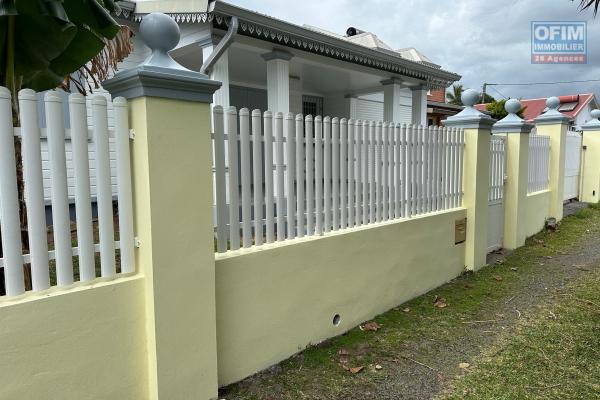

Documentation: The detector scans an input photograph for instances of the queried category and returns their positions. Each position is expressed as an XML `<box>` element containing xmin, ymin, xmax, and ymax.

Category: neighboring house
<box><xmin>427</xmin><ymin>88</ymin><xmax>463</xmax><ymax>126</ymax></box>
<box><xmin>475</xmin><ymin>94</ymin><xmax>599</xmax><ymax>131</ymax></box>
<box><xmin>112</xmin><ymin>0</ymin><xmax>461</xmax><ymax>125</ymax></box>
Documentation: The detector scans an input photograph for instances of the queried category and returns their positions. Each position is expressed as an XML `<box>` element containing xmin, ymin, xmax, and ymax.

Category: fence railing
<box><xmin>489</xmin><ymin>136</ymin><xmax>506</xmax><ymax>204</ymax></box>
<box><xmin>528</xmin><ymin>134</ymin><xmax>551</xmax><ymax>193</ymax></box>
<box><xmin>0</xmin><ymin>87</ymin><xmax>134</xmax><ymax>297</ymax></box>
<box><xmin>212</xmin><ymin>107</ymin><xmax>465</xmax><ymax>253</ymax></box>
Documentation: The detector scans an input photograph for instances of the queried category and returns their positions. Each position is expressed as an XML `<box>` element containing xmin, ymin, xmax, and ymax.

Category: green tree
<box><xmin>446</xmin><ymin>84</ymin><xmax>464</xmax><ymax>106</ymax></box>
<box><xmin>482</xmin><ymin>92</ymin><xmax>496</xmax><ymax>103</ymax></box>
<box><xmin>486</xmin><ymin>99</ymin><xmax>526</xmax><ymax>120</ymax></box>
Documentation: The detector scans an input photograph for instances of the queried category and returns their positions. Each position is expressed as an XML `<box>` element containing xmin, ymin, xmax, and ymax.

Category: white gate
<box><xmin>564</xmin><ymin>130</ymin><xmax>582</xmax><ymax>201</ymax></box>
<box><xmin>487</xmin><ymin>136</ymin><xmax>506</xmax><ymax>252</ymax></box>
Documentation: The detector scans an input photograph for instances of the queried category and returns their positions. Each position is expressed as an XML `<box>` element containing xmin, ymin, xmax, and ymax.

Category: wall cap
<box><xmin>581</xmin><ymin>109</ymin><xmax>600</xmax><ymax>131</ymax></box>
<box><xmin>492</xmin><ymin>99</ymin><xmax>534</xmax><ymax>134</ymax></box>
<box><xmin>443</xmin><ymin>88</ymin><xmax>495</xmax><ymax>129</ymax></box>
<box><xmin>534</xmin><ymin>96</ymin><xmax>572</xmax><ymax>125</ymax></box>
<box><xmin>102</xmin><ymin>12</ymin><xmax>221</xmax><ymax>102</ymax></box>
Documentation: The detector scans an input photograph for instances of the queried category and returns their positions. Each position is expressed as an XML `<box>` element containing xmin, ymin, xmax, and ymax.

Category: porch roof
<box><xmin>123</xmin><ymin>0</ymin><xmax>461</xmax><ymax>89</ymax></box>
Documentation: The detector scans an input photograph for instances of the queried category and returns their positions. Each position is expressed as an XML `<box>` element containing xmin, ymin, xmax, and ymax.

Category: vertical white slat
<box><xmin>92</xmin><ymin>96</ymin><xmax>115</xmax><ymax>277</ymax></box>
<box><xmin>444</xmin><ymin>127</ymin><xmax>451</xmax><ymax>210</ymax></box>
<box><xmin>340</xmin><ymin>118</ymin><xmax>348</xmax><ymax>229</ymax></box>
<box><xmin>375</xmin><ymin>122</ymin><xmax>382</xmax><ymax>222</ymax></box>
<box><xmin>423</xmin><ymin>126</ymin><xmax>430</xmax><ymax>213</ymax></box>
<box><xmin>449</xmin><ymin>127</ymin><xmax>456</xmax><ymax>208</ymax></box>
<box><xmin>356</xmin><ymin>121</ymin><xmax>363</xmax><ymax>225</ymax></box>
<box><xmin>264</xmin><ymin>111</ymin><xmax>275</xmax><ymax>243</ymax></box>
<box><xmin>285</xmin><ymin>113</ymin><xmax>296</xmax><ymax>240</ymax></box>
<box><xmin>295</xmin><ymin>114</ymin><xmax>305</xmax><ymax>238</ymax></box>
<box><xmin>67</xmin><ymin>93</ymin><xmax>94</xmax><ymax>281</ymax></box>
<box><xmin>213</xmin><ymin>106</ymin><xmax>228</xmax><ymax>252</ymax></box>
<box><xmin>428</xmin><ymin>126</ymin><xmax>435</xmax><ymax>212</ymax></box>
<box><xmin>46</xmin><ymin>91</ymin><xmax>75</xmax><ymax>285</ymax></box>
<box><xmin>388</xmin><ymin>124</ymin><xmax>395</xmax><ymax>220</ymax></box>
<box><xmin>113</xmin><ymin>98</ymin><xmax>135</xmax><ymax>273</ymax></box>
<box><xmin>405</xmin><ymin>124</ymin><xmax>413</xmax><ymax>217</ymax></box>
<box><xmin>226</xmin><ymin>107</ymin><xmax>240</xmax><ymax>250</ymax></box>
<box><xmin>315</xmin><ymin>116</ymin><xmax>323</xmax><ymax>235</ymax></box>
<box><xmin>394</xmin><ymin>124</ymin><xmax>401</xmax><ymax>218</ymax></box>
<box><xmin>275</xmin><ymin>112</ymin><xmax>286</xmax><ymax>241</ymax></box>
<box><xmin>382</xmin><ymin>122</ymin><xmax>389</xmax><ymax>221</ymax></box>
<box><xmin>431</xmin><ymin>126</ymin><xmax>440</xmax><ymax>211</ymax></box>
<box><xmin>332</xmin><ymin>117</ymin><xmax>340</xmax><ymax>230</ymax></box>
<box><xmin>19</xmin><ymin>89</ymin><xmax>50</xmax><ymax>290</ymax></box>
<box><xmin>239</xmin><ymin>108</ymin><xmax>252</xmax><ymax>247</ymax></box>
<box><xmin>323</xmin><ymin>116</ymin><xmax>332</xmax><ymax>232</ymax></box>
<box><xmin>368</xmin><ymin>121</ymin><xmax>376</xmax><ymax>223</ymax></box>
<box><xmin>416</xmin><ymin>125</ymin><xmax>423</xmax><ymax>215</ymax></box>
<box><xmin>252</xmin><ymin>109</ymin><xmax>264</xmax><ymax>246</ymax></box>
<box><xmin>305</xmin><ymin>115</ymin><xmax>314</xmax><ymax>235</ymax></box>
<box><xmin>453</xmin><ymin>128</ymin><xmax>460</xmax><ymax>207</ymax></box>
<box><xmin>0</xmin><ymin>87</ymin><xmax>25</xmax><ymax>295</ymax></box>
<box><xmin>347</xmin><ymin>119</ymin><xmax>355</xmax><ymax>228</ymax></box>
<box><xmin>436</xmin><ymin>126</ymin><xmax>443</xmax><ymax>210</ymax></box>
<box><xmin>458</xmin><ymin>129</ymin><xmax>465</xmax><ymax>206</ymax></box>
<box><xmin>113</xmin><ymin>97</ymin><xmax>135</xmax><ymax>273</ymax></box>
<box><xmin>361</xmin><ymin>121</ymin><xmax>368</xmax><ymax>225</ymax></box>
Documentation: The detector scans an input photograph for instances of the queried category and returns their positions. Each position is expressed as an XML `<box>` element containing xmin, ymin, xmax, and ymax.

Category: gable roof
<box><xmin>474</xmin><ymin>93</ymin><xmax>597</xmax><ymax>122</ymax></box>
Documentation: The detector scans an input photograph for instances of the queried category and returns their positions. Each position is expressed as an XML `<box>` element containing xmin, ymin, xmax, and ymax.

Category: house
<box><xmin>112</xmin><ymin>0</ymin><xmax>461</xmax><ymax>125</ymax></box>
<box><xmin>475</xmin><ymin>93</ymin><xmax>599</xmax><ymax>131</ymax></box>
<box><xmin>427</xmin><ymin>88</ymin><xmax>463</xmax><ymax>126</ymax></box>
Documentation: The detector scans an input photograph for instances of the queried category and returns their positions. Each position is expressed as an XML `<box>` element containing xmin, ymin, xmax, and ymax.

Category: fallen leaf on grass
<box><xmin>458</xmin><ymin>362</ymin><xmax>470</xmax><ymax>369</ymax></box>
<box><xmin>434</xmin><ymin>298</ymin><xmax>448</xmax><ymax>308</ymax></box>
<box><xmin>349</xmin><ymin>366</ymin><xmax>364</xmax><ymax>374</ymax></box>
<box><xmin>375</xmin><ymin>364</ymin><xmax>383</xmax><ymax>370</ymax></box>
<box><xmin>493</xmin><ymin>275</ymin><xmax>503</xmax><ymax>282</ymax></box>
<box><xmin>510</xmin><ymin>267</ymin><xmax>518</xmax><ymax>271</ymax></box>
<box><xmin>402</xmin><ymin>307</ymin><xmax>411</xmax><ymax>313</ymax></box>
<box><xmin>360</xmin><ymin>321</ymin><xmax>381</xmax><ymax>331</ymax></box>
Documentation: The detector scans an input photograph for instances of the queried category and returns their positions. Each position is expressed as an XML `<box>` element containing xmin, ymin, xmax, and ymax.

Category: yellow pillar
<box><xmin>444</xmin><ymin>89</ymin><xmax>495</xmax><ymax>270</ymax></box>
<box><xmin>580</xmin><ymin>110</ymin><xmax>600</xmax><ymax>203</ymax></box>
<box><xmin>103</xmin><ymin>13</ymin><xmax>221</xmax><ymax>400</ymax></box>
<box><xmin>493</xmin><ymin>99</ymin><xmax>533</xmax><ymax>249</ymax></box>
<box><xmin>534</xmin><ymin>97</ymin><xmax>572</xmax><ymax>221</ymax></box>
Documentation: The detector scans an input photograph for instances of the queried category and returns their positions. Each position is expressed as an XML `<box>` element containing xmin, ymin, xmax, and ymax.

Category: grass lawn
<box><xmin>220</xmin><ymin>203</ymin><xmax>600</xmax><ymax>400</ymax></box>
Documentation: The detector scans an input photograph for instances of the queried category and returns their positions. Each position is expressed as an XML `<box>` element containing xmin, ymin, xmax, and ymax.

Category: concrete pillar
<box><xmin>580</xmin><ymin>109</ymin><xmax>600</xmax><ymax>203</ymax></box>
<box><xmin>411</xmin><ymin>85</ymin><xmax>428</xmax><ymax>126</ymax></box>
<box><xmin>534</xmin><ymin>97</ymin><xmax>572</xmax><ymax>221</ymax></box>
<box><xmin>103</xmin><ymin>13</ymin><xmax>221</xmax><ymax>400</ymax></box>
<box><xmin>443</xmin><ymin>89</ymin><xmax>496</xmax><ymax>270</ymax></box>
<box><xmin>493</xmin><ymin>99</ymin><xmax>533</xmax><ymax>249</ymax></box>
<box><xmin>262</xmin><ymin>49</ymin><xmax>293</xmax><ymax>114</ymax></box>
<box><xmin>381</xmin><ymin>78</ymin><xmax>403</xmax><ymax>123</ymax></box>
<box><xmin>199</xmin><ymin>35</ymin><xmax>230</xmax><ymax>108</ymax></box>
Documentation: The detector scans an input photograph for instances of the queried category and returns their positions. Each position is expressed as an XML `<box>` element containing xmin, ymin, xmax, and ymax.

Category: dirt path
<box><xmin>220</xmin><ymin>206</ymin><xmax>600</xmax><ymax>400</ymax></box>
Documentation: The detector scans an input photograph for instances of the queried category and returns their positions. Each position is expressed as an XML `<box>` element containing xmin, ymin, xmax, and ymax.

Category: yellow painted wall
<box><xmin>581</xmin><ymin>133</ymin><xmax>600</xmax><ymax>203</ymax></box>
<box><xmin>215</xmin><ymin>208</ymin><xmax>466</xmax><ymax>386</ymax></box>
<box><xmin>0</xmin><ymin>276</ymin><xmax>148</xmax><ymax>400</ymax></box>
<box><xmin>525</xmin><ymin>190</ymin><xmax>551</xmax><ymax>238</ymax></box>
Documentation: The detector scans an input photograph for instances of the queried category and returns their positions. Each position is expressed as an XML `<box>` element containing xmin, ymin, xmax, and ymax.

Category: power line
<box><xmin>486</xmin><ymin>79</ymin><xmax>600</xmax><ymax>87</ymax></box>
<box><xmin>489</xmin><ymin>86</ymin><xmax>508</xmax><ymax>99</ymax></box>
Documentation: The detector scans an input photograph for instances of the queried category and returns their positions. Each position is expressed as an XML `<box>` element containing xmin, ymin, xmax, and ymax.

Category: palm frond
<box><xmin>579</xmin><ymin>0</ymin><xmax>600</xmax><ymax>15</ymax></box>
<box><xmin>63</xmin><ymin>24</ymin><xmax>134</xmax><ymax>94</ymax></box>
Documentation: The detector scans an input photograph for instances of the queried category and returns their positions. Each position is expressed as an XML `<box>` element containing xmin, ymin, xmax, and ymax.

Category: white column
<box><xmin>201</xmin><ymin>38</ymin><xmax>230</xmax><ymax>108</ymax></box>
<box><xmin>411</xmin><ymin>85</ymin><xmax>428</xmax><ymax>126</ymax></box>
<box><xmin>262</xmin><ymin>49</ymin><xmax>293</xmax><ymax>114</ymax></box>
<box><xmin>381</xmin><ymin>78</ymin><xmax>403</xmax><ymax>123</ymax></box>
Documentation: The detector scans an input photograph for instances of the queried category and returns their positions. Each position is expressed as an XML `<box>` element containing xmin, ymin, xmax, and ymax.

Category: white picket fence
<box><xmin>212</xmin><ymin>107</ymin><xmax>465</xmax><ymax>253</ymax></box>
<box><xmin>489</xmin><ymin>136</ymin><xmax>506</xmax><ymax>204</ymax></box>
<box><xmin>0</xmin><ymin>87</ymin><xmax>134</xmax><ymax>297</ymax></box>
<box><xmin>528</xmin><ymin>134</ymin><xmax>551</xmax><ymax>193</ymax></box>
<box><xmin>564</xmin><ymin>131</ymin><xmax>582</xmax><ymax>201</ymax></box>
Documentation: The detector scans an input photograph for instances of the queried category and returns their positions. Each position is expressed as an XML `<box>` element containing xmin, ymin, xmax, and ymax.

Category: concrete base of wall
<box><xmin>215</xmin><ymin>208</ymin><xmax>467</xmax><ymax>386</ymax></box>
<box><xmin>0</xmin><ymin>276</ymin><xmax>148</xmax><ymax>400</ymax></box>
<box><xmin>526</xmin><ymin>190</ymin><xmax>551</xmax><ymax>238</ymax></box>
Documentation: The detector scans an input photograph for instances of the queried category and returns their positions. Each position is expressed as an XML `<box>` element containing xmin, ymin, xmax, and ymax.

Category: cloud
<box><xmin>231</xmin><ymin>0</ymin><xmax>600</xmax><ymax>100</ymax></box>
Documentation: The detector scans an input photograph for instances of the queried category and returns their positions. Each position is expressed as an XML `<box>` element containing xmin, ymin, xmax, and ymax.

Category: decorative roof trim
<box><xmin>133</xmin><ymin>12</ymin><xmax>213</xmax><ymax>24</ymax></box>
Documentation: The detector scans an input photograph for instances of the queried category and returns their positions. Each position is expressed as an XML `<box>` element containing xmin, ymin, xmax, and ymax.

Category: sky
<box><xmin>229</xmin><ymin>0</ymin><xmax>600</xmax><ymax>100</ymax></box>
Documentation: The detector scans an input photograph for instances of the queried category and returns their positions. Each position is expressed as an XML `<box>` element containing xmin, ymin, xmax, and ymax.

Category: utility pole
<box><xmin>482</xmin><ymin>83</ymin><xmax>487</xmax><ymax>103</ymax></box>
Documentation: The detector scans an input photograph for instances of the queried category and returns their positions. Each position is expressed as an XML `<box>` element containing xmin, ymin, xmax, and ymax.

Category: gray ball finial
<box><xmin>461</xmin><ymin>89</ymin><xmax>481</xmax><ymax>107</ymax></box>
<box><xmin>546</xmin><ymin>96</ymin><xmax>560</xmax><ymax>110</ymax></box>
<box><xmin>140</xmin><ymin>12</ymin><xmax>180</xmax><ymax>53</ymax></box>
<box><xmin>591</xmin><ymin>109</ymin><xmax>600</xmax><ymax>120</ymax></box>
<box><xmin>505</xmin><ymin>98</ymin><xmax>521</xmax><ymax>115</ymax></box>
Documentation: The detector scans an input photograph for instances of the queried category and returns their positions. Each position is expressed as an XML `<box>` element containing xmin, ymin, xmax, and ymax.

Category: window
<box><xmin>302</xmin><ymin>95</ymin><xmax>324</xmax><ymax>117</ymax></box>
